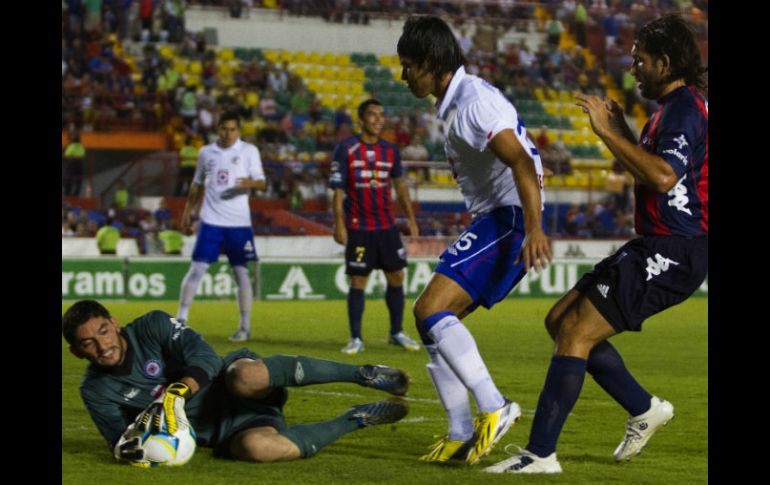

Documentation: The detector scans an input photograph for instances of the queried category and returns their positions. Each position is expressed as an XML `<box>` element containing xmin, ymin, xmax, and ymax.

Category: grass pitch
<box><xmin>62</xmin><ymin>298</ymin><xmax>707</xmax><ymax>484</ymax></box>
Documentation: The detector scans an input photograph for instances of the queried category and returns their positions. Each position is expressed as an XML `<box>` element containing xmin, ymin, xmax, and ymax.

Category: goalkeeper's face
<box><xmin>70</xmin><ymin>316</ymin><xmax>127</xmax><ymax>367</ymax></box>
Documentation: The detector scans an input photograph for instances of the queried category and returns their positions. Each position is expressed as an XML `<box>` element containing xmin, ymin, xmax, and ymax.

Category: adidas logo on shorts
<box><xmin>597</xmin><ymin>284</ymin><xmax>610</xmax><ymax>298</ymax></box>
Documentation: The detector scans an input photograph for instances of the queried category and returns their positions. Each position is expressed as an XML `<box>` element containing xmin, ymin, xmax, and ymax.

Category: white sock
<box><xmin>426</xmin><ymin>344</ymin><xmax>474</xmax><ymax>441</ymax></box>
<box><xmin>233</xmin><ymin>265</ymin><xmax>252</xmax><ymax>332</ymax></box>
<box><xmin>177</xmin><ymin>261</ymin><xmax>209</xmax><ymax>322</ymax></box>
<box><xmin>427</xmin><ymin>315</ymin><xmax>506</xmax><ymax>413</ymax></box>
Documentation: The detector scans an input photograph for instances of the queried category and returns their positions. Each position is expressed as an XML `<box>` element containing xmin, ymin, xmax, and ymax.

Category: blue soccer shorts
<box><xmin>435</xmin><ymin>205</ymin><xmax>527</xmax><ymax>312</ymax></box>
<box><xmin>192</xmin><ymin>222</ymin><xmax>258</xmax><ymax>266</ymax></box>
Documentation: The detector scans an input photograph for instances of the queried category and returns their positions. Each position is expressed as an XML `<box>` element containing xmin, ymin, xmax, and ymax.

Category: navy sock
<box><xmin>527</xmin><ymin>356</ymin><xmax>587</xmax><ymax>458</ymax></box>
<box><xmin>587</xmin><ymin>341</ymin><xmax>652</xmax><ymax>416</ymax></box>
<box><xmin>385</xmin><ymin>285</ymin><xmax>404</xmax><ymax>335</ymax></box>
<box><xmin>347</xmin><ymin>288</ymin><xmax>364</xmax><ymax>339</ymax></box>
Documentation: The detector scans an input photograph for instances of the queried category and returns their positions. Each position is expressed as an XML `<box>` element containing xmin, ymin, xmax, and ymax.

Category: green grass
<box><xmin>62</xmin><ymin>298</ymin><xmax>708</xmax><ymax>484</ymax></box>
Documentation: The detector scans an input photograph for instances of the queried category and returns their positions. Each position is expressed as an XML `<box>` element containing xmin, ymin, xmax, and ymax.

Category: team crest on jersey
<box><xmin>142</xmin><ymin>359</ymin><xmax>163</xmax><ymax>378</ymax></box>
<box><xmin>217</xmin><ymin>169</ymin><xmax>229</xmax><ymax>185</ymax></box>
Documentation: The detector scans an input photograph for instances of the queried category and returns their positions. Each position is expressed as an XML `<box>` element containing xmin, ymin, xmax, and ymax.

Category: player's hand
<box><xmin>114</xmin><ymin>423</ymin><xmax>149</xmax><ymax>467</ymax></box>
<box><xmin>408</xmin><ymin>220</ymin><xmax>420</xmax><ymax>238</ymax></box>
<box><xmin>136</xmin><ymin>382</ymin><xmax>191</xmax><ymax>435</ymax></box>
<box><xmin>575</xmin><ymin>94</ymin><xmax>615</xmax><ymax>138</ymax></box>
<box><xmin>515</xmin><ymin>227</ymin><xmax>552</xmax><ymax>273</ymax></box>
<box><xmin>333</xmin><ymin>224</ymin><xmax>347</xmax><ymax>245</ymax></box>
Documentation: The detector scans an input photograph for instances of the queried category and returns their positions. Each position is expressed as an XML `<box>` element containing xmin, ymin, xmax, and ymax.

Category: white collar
<box><xmin>216</xmin><ymin>139</ymin><xmax>241</xmax><ymax>151</ymax></box>
<box><xmin>437</xmin><ymin>65</ymin><xmax>467</xmax><ymax>121</ymax></box>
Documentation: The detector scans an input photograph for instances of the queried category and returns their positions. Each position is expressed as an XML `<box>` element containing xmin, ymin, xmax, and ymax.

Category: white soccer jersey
<box><xmin>194</xmin><ymin>139</ymin><xmax>265</xmax><ymax>227</ymax></box>
<box><xmin>437</xmin><ymin>66</ymin><xmax>544</xmax><ymax>215</ymax></box>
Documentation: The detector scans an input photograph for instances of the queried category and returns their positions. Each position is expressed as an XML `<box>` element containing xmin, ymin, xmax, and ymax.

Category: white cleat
<box><xmin>228</xmin><ymin>329</ymin><xmax>250</xmax><ymax>342</ymax></box>
<box><xmin>483</xmin><ymin>447</ymin><xmax>562</xmax><ymax>474</ymax></box>
<box><xmin>341</xmin><ymin>338</ymin><xmax>364</xmax><ymax>354</ymax></box>
<box><xmin>388</xmin><ymin>331</ymin><xmax>420</xmax><ymax>351</ymax></box>
<box><xmin>613</xmin><ymin>396</ymin><xmax>675</xmax><ymax>461</ymax></box>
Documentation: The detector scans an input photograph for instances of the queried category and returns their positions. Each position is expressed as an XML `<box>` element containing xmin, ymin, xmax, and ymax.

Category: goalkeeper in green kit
<box><xmin>63</xmin><ymin>300</ymin><xmax>410</xmax><ymax>467</ymax></box>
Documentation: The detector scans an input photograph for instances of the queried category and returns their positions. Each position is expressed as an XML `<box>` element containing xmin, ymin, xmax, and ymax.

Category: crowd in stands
<box><xmin>62</xmin><ymin>0</ymin><xmax>706</xmax><ymax>244</ymax></box>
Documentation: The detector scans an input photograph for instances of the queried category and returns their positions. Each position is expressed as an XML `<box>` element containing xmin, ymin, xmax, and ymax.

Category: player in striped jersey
<box><xmin>329</xmin><ymin>99</ymin><xmax>421</xmax><ymax>355</ymax></box>
<box><xmin>485</xmin><ymin>14</ymin><xmax>708</xmax><ymax>474</ymax></box>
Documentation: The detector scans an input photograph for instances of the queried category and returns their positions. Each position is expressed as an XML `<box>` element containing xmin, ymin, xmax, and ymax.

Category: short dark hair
<box><xmin>62</xmin><ymin>300</ymin><xmax>111</xmax><ymax>345</ymax></box>
<box><xmin>358</xmin><ymin>98</ymin><xmax>383</xmax><ymax>119</ymax></box>
<box><xmin>635</xmin><ymin>14</ymin><xmax>707</xmax><ymax>92</ymax></box>
<box><xmin>397</xmin><ymin>16</ymin><xmax>466</xmax><ymax>79</ymax></box>
<box><xmin>218</xmin><ymin>110</ymin><xmax>241</xmax><ymax>127</ymax></box>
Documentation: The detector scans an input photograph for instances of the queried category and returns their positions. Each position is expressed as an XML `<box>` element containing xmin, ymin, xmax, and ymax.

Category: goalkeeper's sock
<box><xmin>279</xmin><ymin>411</ymin><xmax>359</xmax><ymax>458</ymax></box>
<box><xmin>263</xmin><ymin>355</ymin><xmax>363</xmax><ymax>387</ymax></box>
<box><xmin>587</xmin><ymin>340</ymin><xmax>652</xmax><ymax>416</ymax></box>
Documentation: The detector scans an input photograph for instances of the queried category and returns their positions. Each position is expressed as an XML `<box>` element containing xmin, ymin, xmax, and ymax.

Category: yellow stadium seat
<box><xmin>159</xmin><ymin>45</ymin><xmax>175</xmax><ymax>59</ymax></box>
<box><xmin>534</xmin><ymin>87</ymin><xmax>546</xmax><ymax>101</ymax></box>
<box><xmin>264</xmin><ymin>49</ymin><xmax>279</xmax><ymax>62</ymax></box>
<box><xmin>219</xmin><ymin>48</ymin><xmax>234</xmax><ymax>62</ymax></box>
<box><xmin>291</xmin><ymin>64</ymin><xmax>308</xmax><ymax>78</ymax></box>
<box><xmin>188</xmin><ymin>61</ymin><xmax>202</xmax><ymax>75</ymax></box>
<box><xmin>307</xmin><ymin>66</ymin><xmax>322</xmax><ymax>79</ymax></box>
<box><xmin>321</xmin><ymin>52</ymin><xmax>336</xmax><ymax>65</ymax></box>
<box><xmin>305</xmin><ymin>79</ymin><xmax>322</xmax><ymax>93</ymax></box>
<box><xmin>334</xmin><ymin>53</ymin><xmax>351</xmax><ymax>66</ymax></box>
<box><xmin>293</xmin><ymin>51</ymin><xmax>308</xmax><ymax>63</ymax></box>
<box><xmin>279</xmin><ymin>50</ymin><xmax>292</xmax><ymax>63</ymax></box>
<box><xmin>349</xmin><ymin>68</ymin><xmax>366</xmax><ymax>82</ymax></box>
<box><xmin>320</xmin><ymin>94</ymin><xmax>336</xmax><ymax>107</ymax></box>
<box><xmin>245</xmin><ymin>91</ymin><xmax>259</xmax><ymax>107</ymax></box>
<box><xmin>321</xmin><ymin>67</ymin><xmax>338</xmax><ymax>80</ymax></box>
<box><xmin>263</xmin><ymin>0</ymin><xmax>278</xmax><ymax>8</ymax></box>
<box><xmin>308</xmin><ymin>51</ymin><xmax>322</xmax><ymax>64</ymax></box>
<box><xmin>241</xmin><ymin>120</ymin><xmax>257</xmax><ymax>137</ymax></box>
<box><xmin>219</xmin><ymin>63</ymin><xmax>233</xmax><ymax>76</ymax></box>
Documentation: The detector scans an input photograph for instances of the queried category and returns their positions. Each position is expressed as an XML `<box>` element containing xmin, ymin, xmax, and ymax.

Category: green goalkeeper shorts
<box><xmin>189</xmin><ymin>348</ymin><xmax>289</xmax><ymax>458</ymax></box>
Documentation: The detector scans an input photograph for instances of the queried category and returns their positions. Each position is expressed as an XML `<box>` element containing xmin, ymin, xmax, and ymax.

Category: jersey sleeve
<box><xmin>138</xmin><ymin>311</ymin><xmax>223</xmax><ymax>388</ymax></box>
<box><xmin>329</xmin><ymin>143</ymin><xmax>348</xmax><ymax>190</ymax></box>
<box><xmin>193</xmin><ymin>147</ymin><xmax>206</xmax><ymax>185</ymax></box>
<box><xmin>81</xmin><ymin>384</ymin><xmax>131</xmax><ymax>449</ymax></box>
<box><xmin>655</xmin><ymin>102</ymin><xmax>702</xmax><ymax>180</ymax></box>
<box><xmin>461</xmin><ymin>97</ymin><xmax>518</xmax><ymax>151</ymax></box>
<box><xmin>390</xmin><ymin>145</ymin><xmax>403</xmax><ymax>179</ymax></box>
<box><xmin>247</xmin><ymin>144</ymin><xmax>266</xmax><ymax>182</ymax></box>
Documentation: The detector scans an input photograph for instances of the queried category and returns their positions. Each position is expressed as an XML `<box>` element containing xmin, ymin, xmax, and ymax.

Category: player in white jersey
<box><xmin>177</xmin><ymin>111</ymin><xmax>267</xmax><ymax>342</ymax></box>
<box><xmin>397</xmin><ymin>16</ymin><xmax>552</xmax><ymax>465</ymax></box>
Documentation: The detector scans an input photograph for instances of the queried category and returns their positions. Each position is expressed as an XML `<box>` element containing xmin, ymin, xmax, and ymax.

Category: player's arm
<box><xmin>393</xmin><ymin>177</ymin><xmax>419</xmax><ymax>237</ymax></box>
<box><xmin>332</xmin><ymin>188</ymin><xmax>347</xmax><ymax>245</ymax></box>
<box><xmin>489</xmin><ymin>129</ymin><xmax>552</xmax><ymax>272</ymax></box>
<box><xmin>576</xmin><ymin>94</ymin><xmax>676</xmax><ymax>192</ymax></box>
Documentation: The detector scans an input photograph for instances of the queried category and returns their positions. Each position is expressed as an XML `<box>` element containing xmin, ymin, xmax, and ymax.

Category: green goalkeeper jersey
<box><xmin>78</xmin><ymin>311</ymin><xmax>224</xmax><ymax>450</ymax></box>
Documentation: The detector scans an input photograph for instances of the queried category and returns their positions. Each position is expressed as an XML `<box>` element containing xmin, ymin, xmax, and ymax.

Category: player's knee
<box><xmin>412</xmin><ymin>294</ymin><xmax>433</xmax><ymax>323</ymax></box>
<box><xmin>544</xmin><ymin>308</ymin><xmax>561</xmax><ymax>340</ymax></box>
<box><xmin>226</xmin><ymin>358</ymin><xmax>270</xmax><ymax>398</ymax></box>
<box><xmin>239</xmin><ymin>436</ymin><xmax>298</xmax><ymax>463</ymax></box>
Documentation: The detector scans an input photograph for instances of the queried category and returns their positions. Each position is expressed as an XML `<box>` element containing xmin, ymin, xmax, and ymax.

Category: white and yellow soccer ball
<box><xmin>141</xmin><ymin>426</ymin><xmax>197</xmax><ymax>467</ymax></box>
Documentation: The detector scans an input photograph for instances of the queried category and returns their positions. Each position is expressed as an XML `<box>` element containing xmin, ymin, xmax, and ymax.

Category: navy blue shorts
<box><xmin>435</xmin><ymin>206</ymin><xmax>527</xmax><ymax>312</ymax></box>
<box><xmin>575</xmin><ymin>235</ymin><xmax>708</xmax><ymax>332</ymax></box>
<box><xmin>345</xmin><ymin>226</ymin><xmax>407</xmax><ymax>276</ymax></box>
<box><xmin>192</xmin><ymin>222</ymin><xmax>258</xmax><ymax>266</ymax></box>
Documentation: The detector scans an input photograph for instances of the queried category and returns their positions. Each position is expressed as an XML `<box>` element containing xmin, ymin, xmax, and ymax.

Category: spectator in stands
<box><xmin>267</xmin><ymin>63</ymin><xmax>288</xmax><ymax>94</ymax></box>
<box><xmin>113</xmin><ymin>179</ymin><xmax>129</xmax><ymax>209</ymax></box>
<box><xmin>158</xmin><ymin>220</ymin><xmax>185</xmax><ymax>255</ymax></box>
<box><xmin>401</xmin><ymin>132</ymin><xmax>429</xmax><ymax>161</ymax></box>
<box><xmin>154</xmin><ymin>198</ymin><xmax>173</xmax><ymax>230</ymax></box>
<box><xmin>139</xmin><ymin>0</ymin><xmax>155</xmax><ymax>42</ymax></box>
<box><xmin>63</xmin><ymin>132</ymin><xmax>87</xmax><ymax>196</ymax></box>
<box><xmin>176</xmin><ymin>135</ymin><xmax>200</xmax><ymax>196</ymax></box>
<box><xmin>96</xmin><ymin>217</ymin><xmax>121</xmax><ymax>254</ymax></box>
<box><xmin>62</xmin><ymin>217</ymin><xmax>75</xmax><ymax>237</ymax></box>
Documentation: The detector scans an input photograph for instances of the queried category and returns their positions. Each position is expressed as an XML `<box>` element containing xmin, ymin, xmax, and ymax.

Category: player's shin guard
<box><xmin>262</xmin><ymin>355</ymin><xmax>361</xmax><ymax>387</ymax></box>
<box><xmin>587</xmin><ymin>341</ymin><xmax>652</xmax><ymax>417</ymax></box>
<box><xmin>177</xmin><ymin>261</ymin><xmax>209</xmax><ymax>321</ymax></box>
<box><xmin>526</xmin><ymin>356</ymin><xmax>587</xmax><ymax>458</ymax></box>
<box><xmin>233</xmin><ymin>265</ymin><xmax>252</xmax><ymax>332</ymax></box>
<box><xmin>385</xmin><ymin>285</ymin><xmax>405</xmax><ymax>334</ymax></box>
<box><xmin>280</xmin><ymin>414</ymin><xmax>360</xmax><ymax>458</ymax></box>
<box><xmin>424</xmin><ymin>312</ymin><xmax>505</xmax><ymax>413</ymax></box>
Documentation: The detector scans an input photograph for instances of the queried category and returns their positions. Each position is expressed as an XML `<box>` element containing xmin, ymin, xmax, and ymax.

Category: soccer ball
<box><xmin>141</xmin><ymin>426</ymin><xmax>197</xmax><ymax>467</ymax></box>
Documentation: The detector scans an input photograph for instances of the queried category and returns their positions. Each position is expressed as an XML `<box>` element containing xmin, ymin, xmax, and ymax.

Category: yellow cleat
<box><xmin>418</xmin><ymin>435</ymin><xmax>474</xmax><ymax>462</ymax></box>
<box><xmin>466</xmin><ymin>400</ymin><xmax>522</xmax><ymax>465</ymax></box>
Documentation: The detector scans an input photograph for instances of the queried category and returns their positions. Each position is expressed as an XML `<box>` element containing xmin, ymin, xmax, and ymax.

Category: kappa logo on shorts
<box><xmin>645</xmin><ymin>253</ymin><xmax>680</xmax><ymax>281</ymax></box>
<box><xmin>142</xmin><ymin>359</ymin><xmax>163</xmax><ymax>378</ymax></box>
<box><xmin>597</xmin><ymin>284</ymin><xmax>610</xmax><ymax>298</ymax></box>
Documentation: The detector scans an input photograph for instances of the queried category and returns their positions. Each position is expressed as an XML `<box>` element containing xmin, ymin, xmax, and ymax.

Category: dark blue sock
<box><xmin>527</xmin><ymin>355</ymin><xmax>587</xmax><ymax>458</ymax></box>
<box><xmin>587</xmin><ymin>341</ymin><xmax>652</xmax><ymax>416</ymax></box>
<box><xmin>347</xmin><ymin>288</ymin><xmax>364</xmax><ymax>339</ymax></box>
<box><xmin>385</xmin><ymin>285</ymin><xmax>404</xmax><ymax>335</ymax></box>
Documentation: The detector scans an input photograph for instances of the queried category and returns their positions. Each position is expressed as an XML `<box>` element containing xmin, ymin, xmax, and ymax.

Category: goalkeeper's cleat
<box><xmin>341</xmin><ymin>337</ymin><xmax>364</xmax><ymax>354</ymax></box>
<box><xmin>388</xmin><ymin>331</ymin><xmax>421</xmax><ymax>351</ymax></box>
<box><xmin>613</xmin><ymin>396</ymin><xmax>674</xmax><ymax>461</ymax></box>
<box><xmin>358</xmin><ymin>364</ymin><xmax>409</xmax><ymax>396</ymax></box>
<box><xmin>466</xmin><ymin>399</ymin><xmax>522</xmax><ymax>465</ymax></box>
<box><xmin>483</xmin><ymin>447</ymin><xmax>562</xmax><ymax>474</ymax></box>
<box><xmin>229</xmin><ymin>329</ymin><xmax>250</xmax><ymax>342</ymax></box>
<box><xmin>418</xmin><ymin>435</ymin><xmax>474</xmax><ymax>462</ymax></box>
<box><xmin>349</xmin><ymin>398</ymin><xmax>409</xmax><ymax>427</ymax></box>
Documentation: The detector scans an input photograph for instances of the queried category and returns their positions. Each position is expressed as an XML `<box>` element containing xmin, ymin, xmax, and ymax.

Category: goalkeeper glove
<box><xmin>136</xmin><ymin>382</ymin><xmax>192</xmax><ymax>435</ymax></box>
<box><xmin>114</xmin><ymin>423</ymin><xmax>150</xmax><ymax>467</ymax></box>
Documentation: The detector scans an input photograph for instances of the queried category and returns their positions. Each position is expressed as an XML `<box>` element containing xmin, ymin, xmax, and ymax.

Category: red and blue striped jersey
<box><xmin>329</xmin><ymin>135</ymin><xmax>403</xmax><ymax>230</ymax></box>
<box><xmin>635</xmin><ymin>86</ymin><xmax>708</xmax><ymax>237</ymax></box>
